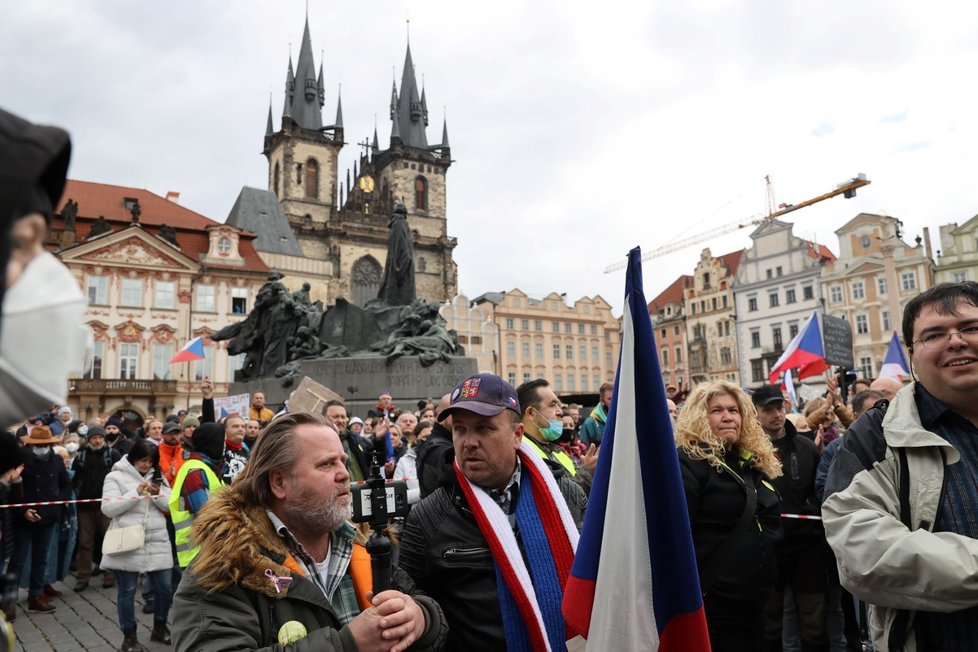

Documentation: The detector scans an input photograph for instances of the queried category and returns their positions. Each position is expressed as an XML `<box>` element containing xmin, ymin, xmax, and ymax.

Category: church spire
<box><xmin>317</xmin><ymin>57</ymin><xmax>325</xmax><ymax>109</ymax></box>
<box><xmin>392</xmin><ymin>41</ymin><xmax>429</xmax><ymax>149</ymax></box>
<box><xmin>441</xmin><ymin>116</ymin><xmax>450</xmax><ymax>150</ymax></box>
<box><xmin>287</xmin><ymin>14</ymin><xmax>323</xmax><ymax>130</ymax></box>
<box><xmin>334</xmin><ymin>86</ymin><xmax>344</xmax><ymax>129</ymax></box>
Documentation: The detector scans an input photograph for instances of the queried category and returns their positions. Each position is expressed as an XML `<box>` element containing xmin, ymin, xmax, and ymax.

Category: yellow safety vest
<box><xmin>524</xmin><ymin>437</ymin><xmax>577</xmax><ymax>476</ymax></box>
<box><xmin>169</xmin><ymin>458</ymin><xmax>223</xmax><ymax>568</ymax></box>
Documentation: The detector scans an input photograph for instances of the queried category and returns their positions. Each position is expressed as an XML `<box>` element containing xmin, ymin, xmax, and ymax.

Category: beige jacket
<box><xmin>821</xmin><ymin>383</ymin><xmax>978</xmax><ymax>651</ymax></box>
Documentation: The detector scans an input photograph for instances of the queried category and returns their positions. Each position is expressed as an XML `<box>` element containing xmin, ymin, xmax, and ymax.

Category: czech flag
<box><xmin>170</xmin><ymin>336</ymin><xmax>206</xmax><ymax>364</ymax></box>
<box><xmin>878</xmin><ymin>332</ymin><xmax>910</xmax><ymax>380</ymax></box>
<box><xmin>768</xmin><ymin>310</ymin><xmax>828</xmax><ymax>384</ymax></box>
<box><xmin>562</xmin><ymin>247</ymin><xmax>711</xmax><ymax>651</ymax></box>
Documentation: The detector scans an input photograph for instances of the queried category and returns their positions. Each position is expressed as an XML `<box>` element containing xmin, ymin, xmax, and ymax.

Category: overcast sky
<box><xmin>5</xmin><ymin>1</ymin><xmax>978</xmax><ymax>315</ymax></box>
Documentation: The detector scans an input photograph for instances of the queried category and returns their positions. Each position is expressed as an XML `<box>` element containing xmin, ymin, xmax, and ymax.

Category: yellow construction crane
<box><xmin>603</xmin><ymin>174</ymin><xmax>871</xmax><ymax>273</ymax></box>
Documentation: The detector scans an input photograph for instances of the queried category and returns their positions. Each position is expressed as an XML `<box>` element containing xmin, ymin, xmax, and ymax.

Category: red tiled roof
<box><xmin>805</xmin><ymin>241</ymin><xmax>837</xmax><ymax>262</ymax></box>
<box><xmin>648</xmin><ymin>275</ymin><xmax>692</xmax><ymax>313</ymax></box>
<box><xmin>54</xmin><ymin>180</ymin><xmax>267</xmax><ymax>272</ymax></box>
<box><xmin>718</xmin><ymin>249</ymin><xmax>744</xmax><ymax>276</ymax></box>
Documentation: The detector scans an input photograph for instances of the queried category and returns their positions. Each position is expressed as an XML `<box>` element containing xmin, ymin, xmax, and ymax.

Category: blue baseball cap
<box><xmin>438</xmin><ymin>373</ymin><xmax>521</xmax><ymax>422</ymax></box>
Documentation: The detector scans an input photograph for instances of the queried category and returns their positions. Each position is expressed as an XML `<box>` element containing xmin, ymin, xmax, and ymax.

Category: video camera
<box><xmin>349</xmin><ymin>451</ymin><xmax>409</xmax><ymax>593</ymax></box>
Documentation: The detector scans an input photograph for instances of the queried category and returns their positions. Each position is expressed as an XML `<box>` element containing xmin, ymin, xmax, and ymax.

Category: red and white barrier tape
<box><xmin>0</xmin><ymin>494</ymin><xmax>157</xmax><ymax>509</ymax></box>
<box><xmin>781</xmin><ymin>513</ymin><xmax>823</xmax><ymax>521</ymax></box>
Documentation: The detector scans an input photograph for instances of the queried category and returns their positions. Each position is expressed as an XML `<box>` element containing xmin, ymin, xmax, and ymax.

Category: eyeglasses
<box><xmin>913</xmin><ymin>325</ymin><xmax>978</xmax><ymax>350</ymax></box>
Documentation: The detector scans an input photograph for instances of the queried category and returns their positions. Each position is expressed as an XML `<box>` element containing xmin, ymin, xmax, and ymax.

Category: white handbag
<box><xmin>102</xmin><ymin>498</ymin><xmax>151</xmax><ymax>556</ymax></box>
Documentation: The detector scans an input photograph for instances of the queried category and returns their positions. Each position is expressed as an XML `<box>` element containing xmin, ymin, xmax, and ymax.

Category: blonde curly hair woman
<box><xmin>674</xmin><ymin>381</ymin><xmax>783</xmax><ymax>652</ymax></box>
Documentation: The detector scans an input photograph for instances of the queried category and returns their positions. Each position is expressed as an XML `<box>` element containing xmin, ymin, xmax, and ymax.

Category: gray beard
<box><xmin>284</xmin><ymin>486</ymin><xmax>352</xmax><ymax>535</ymax></box>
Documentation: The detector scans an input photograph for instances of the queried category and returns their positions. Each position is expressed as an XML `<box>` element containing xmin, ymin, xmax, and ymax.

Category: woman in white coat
<box><xmin>101</xmin><ymin>439</ymin><xmax>173</xmax><ymax>652</ymax></box>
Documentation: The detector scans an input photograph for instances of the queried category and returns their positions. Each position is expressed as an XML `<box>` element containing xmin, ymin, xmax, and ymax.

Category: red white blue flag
<box><xmin>878</xmin><ymin>331</ymin><xmax>910</xmax><ymax>380</ymax></box>
<box><xmin>562</xmin><ymin>247</ymin><xmax>711</xmax><ymax>651</ymax></box>
<box><xmin>768</xmin><ymin>310</ymin><xmax>828</xmax><ymax>384</ymax></box>
<box><xmin>170</xmin><ymin>336</ymin><xmax>206</xmax><ymax>364</ymax></box>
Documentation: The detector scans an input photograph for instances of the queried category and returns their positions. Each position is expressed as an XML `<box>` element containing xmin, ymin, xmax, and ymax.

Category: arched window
<box><xmin>414</xmin><ymin>175</ymin><xmax>428</xmax><ymax>211</ymax></box>
<box><xmin>351</xmin><ymin>256</ymin><xmax>383</xmax><ymax>306</ymax></box>
<box><xmin>305</xmin><ymin>159</ymin><xmax>319</xmax><ymax>199</ymax></box>
<box><xmin>417</xmin><ymin>256</ymin><xmax>427</xmax><ymax>273</ymax></box>
<box><xmin>273</xmin><ymin>162</ymin><xmax>280</xmax><ymax>198</ymax></box>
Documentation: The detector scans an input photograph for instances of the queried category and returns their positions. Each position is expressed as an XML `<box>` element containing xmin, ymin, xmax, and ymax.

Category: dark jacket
<box><xmin>398</xmin><ymin>463</ymin><xmax>583</xmax><ymax>650</ymax></box>
<box><xmin>72</xmin><ymin>445</ymin><xmax>121</xmax><ymax>511</ymax></box>
<box><xmin>398</xmin><ymin>481</ymin><xmax>507</xmax><ymax>651</ymax></box>
<box><xmin>414</xmin><ymin>423</ymin><xmax>454</xmax><ymax>499</ymax></box>
<box><xmin>678</xmin><ymin>447</ymin><xmax>783</xmax><ymax>599</ymax></box>
<box><xmin>16</xmin><ymin>449</ymin><xmax>71</xmax><ymax>525</ymax></box>
<box><xmin>172</xmin><ymin>488</ymin><xmax>447</xmax><ymax>652</ymax></box>
<box><xmin>769</xmin><ymin>420</ymin><xmax>824</xmax><ymax>550</ymax></box>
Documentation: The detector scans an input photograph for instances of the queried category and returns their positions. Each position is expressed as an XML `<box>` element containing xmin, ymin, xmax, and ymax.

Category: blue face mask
<box><xmin>539</xmin><ymin>418</ymin><xmax>565</xmax><ymax>442</ymax></box>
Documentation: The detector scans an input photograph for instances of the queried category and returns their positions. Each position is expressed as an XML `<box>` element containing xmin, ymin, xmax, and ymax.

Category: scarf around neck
<box><xmin>454</xmin><ymin>440</ymin><xmax>579</xmax><ymax>651</ymax></box>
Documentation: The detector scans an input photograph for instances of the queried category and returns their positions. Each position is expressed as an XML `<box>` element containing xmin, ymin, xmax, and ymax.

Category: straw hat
<box><xmin>20</xmin><ymin>424</ymin><xmax>62</xmax><ymax>445</ymax></box>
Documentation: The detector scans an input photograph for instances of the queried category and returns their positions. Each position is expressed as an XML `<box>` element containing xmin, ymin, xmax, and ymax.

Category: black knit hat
<box><xmin>192</xmin><ymin>423</ymin><xmax>225</xmax><ymax>460</ymax></box>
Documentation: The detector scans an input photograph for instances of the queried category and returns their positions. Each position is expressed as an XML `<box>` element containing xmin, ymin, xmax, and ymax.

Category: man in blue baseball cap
<box><xmin>398</xmin><ymin>373</ymin><xmax>581</xmax><ymax>651</ymax></box>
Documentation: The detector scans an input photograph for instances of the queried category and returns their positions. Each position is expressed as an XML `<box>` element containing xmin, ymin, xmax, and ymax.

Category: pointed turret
<box><xmin>265</xmin><ymin>99</ymin><xmax>274</xmax><ymax>137</ymax></box>
<box><xmin>441</xmin><ymin>116</ymin><xmax>450</xmax><ymax>150</ymax></box>
<box><xmin>390</xmin><ymin>104</ymin><xmax>402</xmax><ymax>146</ymax></box>
<box><xmin>372</xmin><ymin>124</ymin><xmax>379</xmax><ymax>152</ymax></box>
<box><xmin>420</xmin><ymin>86</ymin><xmax>429</xmax><ymax>126</ymax></box>
<box><xmin>288</xmin><ymin>15</ymin><xmax>324</xmax><ymax>130</ymax></box>
<box><xmin>393</xmin><ymin>42</ymin><xmax>429</xmax><ymax>149</ymax></box>
<box><xmin>334</xmin><ymin>89</ymin><xmax>344</xmax><ymax>129</ymax></box>
<box><xmin>317</xmin><ymin>60</ymin><xmax>325</xmax><ymax>108</ymax></box>
<box><xmin>283</xmin><ymin>55</ymin><xmax>295</xmax><ymax>119</ymax></box>
<box><xmin>389</xmin><ymin>80</ymin><xmax>398</xmax><ymax>119</ymax></box>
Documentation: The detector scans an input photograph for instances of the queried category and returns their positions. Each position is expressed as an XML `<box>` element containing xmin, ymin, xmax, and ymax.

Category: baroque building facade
<box><xmin>228</xmin><ymin>15</ymin><xmax>457</xmax><ymax>307</ymax></box>
<box><xmin>684</xmin><ymin>248</ymin><xmax>743</xmax><ymax>386</ymax></box>
<box><xmin>461</xmin><ymin>290</ymin><xmax>621</xmax><ymax>396</ymax></box>
<box><xmin>733</xmin><ymin>219</ymin><xmax>835</xmax><ymax>387</ymax></box>
<box><xmin>821</xmin><ymin>213</ymin><xmax>934</xmax><ymax>378</ymax></box>
<box><xmin>50</xmin><ymin>181</ymin><xmax>268</xmax><ymax>424</ymax></box>
<box><xmin>648</xmin><ymin>275</ymin><xmax>693</xmax><ymax>391</ymax></box>
<box><xmin>934</xmin><ymin>214</ymin><xmax>978</xmax><ymax>284</ymax></box>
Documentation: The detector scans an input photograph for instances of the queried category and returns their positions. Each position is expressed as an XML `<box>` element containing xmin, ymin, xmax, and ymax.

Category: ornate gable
<box><xmin>61</xmin><ymin>226</ymin><xmax>199</xmax><ymax>272</ymax></box>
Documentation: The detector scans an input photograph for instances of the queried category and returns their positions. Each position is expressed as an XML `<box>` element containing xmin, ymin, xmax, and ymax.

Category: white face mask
<box><xmin>0</xmin><ymin>252</ymin><xmax>91</xmax><ymax>427</ymax></box>
<box><xmin>65</xmin><ymin>442</ymin><xmax>79</xmax><ymax>453</ymax></box>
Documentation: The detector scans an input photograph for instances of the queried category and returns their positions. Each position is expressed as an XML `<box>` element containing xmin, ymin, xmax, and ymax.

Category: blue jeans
<box><xmin>8</xmin><ymin>521</ymin><xmax>56</xmax><ymax>598</ymax></box>
<box><xmin>116</xmin><ymin>569</ymin><xmax>172</xmax><ymax>629</ymax></box>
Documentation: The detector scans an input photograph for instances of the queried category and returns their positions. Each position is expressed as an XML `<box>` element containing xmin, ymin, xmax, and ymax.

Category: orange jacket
<box><xmin>159</xmin><ymin>442</ymin><xmax>185</xmax><ymax>485</ymax></box>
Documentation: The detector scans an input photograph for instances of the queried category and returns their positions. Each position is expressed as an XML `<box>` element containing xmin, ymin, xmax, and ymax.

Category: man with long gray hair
<box><xmin>171</xmin><ymin>412</ymin><xmax>447</xmax><ymax>652</ymax></box>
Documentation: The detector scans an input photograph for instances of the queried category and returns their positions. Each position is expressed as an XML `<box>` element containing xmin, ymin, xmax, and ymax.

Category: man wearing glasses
<box><xmin>823</xmin><ymin>281</ymin><xmax>978</xmax><ymax>652</ymax></box>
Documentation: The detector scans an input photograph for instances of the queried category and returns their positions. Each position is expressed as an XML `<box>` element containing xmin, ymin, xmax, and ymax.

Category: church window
<box><xmin>305</xmin><ymin>159</ymin><xmax>319</xmax><ymax>199</ymax></box>
<box><xmin>415</xmin><ymin>176</ymin><xmax>428</xmax><ymax>211</ymax></box>
<box><xmin>274</xmin><ymin>162</ymin><xmax>280</xmax><ymax>197</ymax></box>
<box><xmin>296</xmin><ymin>163</ymin><xmax>303</xmax><ymax>184</ymax></box>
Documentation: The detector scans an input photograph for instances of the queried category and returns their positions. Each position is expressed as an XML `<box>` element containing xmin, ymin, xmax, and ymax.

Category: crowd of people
<box><xmin>4</xmin><ymin>282</ymin><xmax>978</xmax><ymax>652</ymax></box>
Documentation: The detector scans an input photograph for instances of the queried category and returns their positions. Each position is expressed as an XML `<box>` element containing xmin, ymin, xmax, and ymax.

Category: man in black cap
<box><xmin>398</xmin><ymin>373</ymin><xmax>580</xmax><ymax>651</ymax></box>
<box><xmin>752</xmin><ymin>385</ymin><xmax>828</xmax><ymax>652</ymax></box>
<box><xmin>0</xmin><ymin>431</ymin><xmax>32</xmax><ymax>621</ymax></box>
<box><xmin>71</xmin><ymin>425</ymin><xmax>121</xmax><ymax>591</ymax></box>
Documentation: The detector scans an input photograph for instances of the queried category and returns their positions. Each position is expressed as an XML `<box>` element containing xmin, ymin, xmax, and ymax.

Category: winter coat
<box><xmin>72</xmin><ymin>444</ymin><xmax>121</xmax><ymax>511</ymax></box>
<box><xmin>822</xmin><ymin>382</ymin><xmax>978</xmax><ymax>651</ymax></box>
<box><xmin>171</xmin><ymin>488</ymin><xmax>448</xmax><ymax>652</ymax></box>
<box><xmin>100</xmin><ymin>456</ymin><xmax>172</xmax><ymax>573</ymax></box>
<box><xmin>16</xmin><ymin>448</ymin><xmax>71</xmax><ymax>525</ymax></box>
<box><xmin>678</xmin><ymin>446</ymin><xmax>783</xmax><ymax>600</ymax></box>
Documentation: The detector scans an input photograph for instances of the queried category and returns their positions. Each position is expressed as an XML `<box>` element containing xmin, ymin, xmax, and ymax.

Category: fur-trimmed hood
<box><xmin>189</xmin><ymin>488</ymin><xmax>303</xmax><ymax>599</ymax></box>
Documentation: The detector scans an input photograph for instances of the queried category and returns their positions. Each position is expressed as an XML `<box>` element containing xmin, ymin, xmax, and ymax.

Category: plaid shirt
<box><xmin>266</xmin><ymin>511</ymin><xmax>360</xmax><ymax>625</ymax></box>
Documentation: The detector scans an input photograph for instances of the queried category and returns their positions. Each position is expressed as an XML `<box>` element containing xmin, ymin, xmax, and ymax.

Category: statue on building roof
<box><xmin>89</xmin><ymin>215</ymin><xmax>111</xmax><ymax>238</ymax></box>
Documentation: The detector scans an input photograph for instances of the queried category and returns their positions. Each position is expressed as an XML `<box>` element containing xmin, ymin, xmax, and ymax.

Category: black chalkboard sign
<box><xmin>822</xmin><ymin>314</ymin><xmax>854</xmax><ymax>368</ymax></box>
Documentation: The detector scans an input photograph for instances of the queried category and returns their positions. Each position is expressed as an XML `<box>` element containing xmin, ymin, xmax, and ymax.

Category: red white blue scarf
<box><xmin>454</xmin><ymin>440</ymin><xmax>579</xmax><ymax>651</ymax></box>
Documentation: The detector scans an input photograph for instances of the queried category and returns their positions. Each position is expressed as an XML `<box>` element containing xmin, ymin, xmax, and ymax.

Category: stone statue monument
<box><xmin>213</xmin><ymin>204</ymin><xmax>464</xmax><ymax>384</ymax></box>
<box><xmin>89</xmin><ymin>215</ymin><xmax>111</xmax><ymax>238</ymax></box>
<box><xmin>377</xmin><ymin>202</ymin><xmax>415</xmax><ymax>306</ymax></box>
<box><xmin>61</xmin><ymin>198</ymin><xmax>78</xmax><ymax>230</ymax></box>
